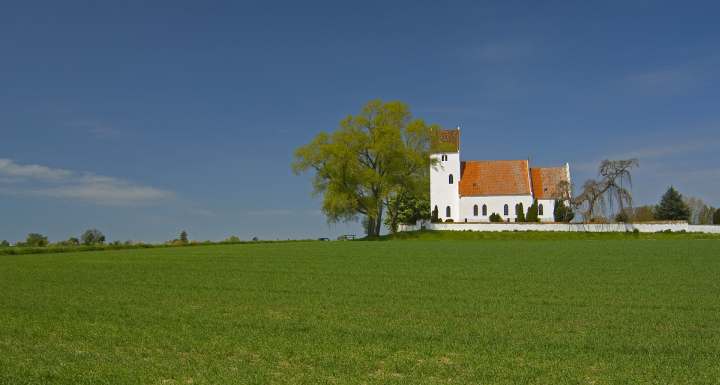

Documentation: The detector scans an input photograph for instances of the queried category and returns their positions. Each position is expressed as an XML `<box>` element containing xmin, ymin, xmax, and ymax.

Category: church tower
<box><xmin>430</xmin><ymin>128</ymin><xmax>461</xmax><ymax>222</ymax></box>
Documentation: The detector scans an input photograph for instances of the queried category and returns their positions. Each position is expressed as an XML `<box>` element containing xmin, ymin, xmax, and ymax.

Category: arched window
<box><xmin>449</xmin><ymin>174</ymin><xmax>453</xmax><ymax>184</ymax></box>
<box><xmin>446</xmin><ymin>206</ymin><xmax>451</xmax><ymax>217</ymax></box>
<box><xmin>482</xmin><ymin>204</ymin><xmax>487</xmax><ymax>216</ymax></box>
<box><xmin>504</xmin><ymin>204</ymin><xmax>509</xmax><ymax>216</ymax></box>
<box><xmin>473</xmin><ymin>205</ymin><xmax>478</xmax><ymax>216</ymax></box>
<box><xmin>539</xmin><ymin>204</ymin><xmax>544</xmax><ymax>216</ymax></box>
<box><xmin>441</xmin><ymin>155</ymin><xmax>447</xmax><ymax>161</ymax></box>
<box><xmin>515</xmin><ymin>204</ymin><xmax>519</xmax><ymax>215</ymax></box>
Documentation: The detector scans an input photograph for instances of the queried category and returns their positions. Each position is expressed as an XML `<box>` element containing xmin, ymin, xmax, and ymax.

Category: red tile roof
<box><xmin>530</xmin><ymin>167</ymin><xmax>567</xmax><ymax>199</ymax></box>
<box><xmin>436</xmin><ymin>129</ymin><xmax>459</xmax><ymax>152</ymax></box>
<box><xmin>459</xmin><ymin>160</ymin><xmax>531</xmax><ymax>196</ymax></box>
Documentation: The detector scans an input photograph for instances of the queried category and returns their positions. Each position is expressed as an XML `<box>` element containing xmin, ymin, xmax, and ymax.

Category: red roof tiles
<box><xmin>459</xmin><ymin>160</ymin><xmax>531</xmax><ymax>196</ymax></box>
<box><xmin>530</xmin><ymin>167</ymin><xmax>567</xmax><ymax>199</ymax></box>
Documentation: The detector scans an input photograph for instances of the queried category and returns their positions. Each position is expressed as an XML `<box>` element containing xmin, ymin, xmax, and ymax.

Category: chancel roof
<box><xmin>530</xmin><ymin>167</ymin><xmax>567</xmax><ymax>199</ymax></box>
<box><xmin>459</xmin><ymin>160</ymin><xmax>531</xmax><ymax>196</ymax></box>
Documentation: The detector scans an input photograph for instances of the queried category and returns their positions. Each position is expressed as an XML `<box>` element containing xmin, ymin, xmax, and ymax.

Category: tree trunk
<box><xmin>364</xmin><ymin>216</ymin><xmax>376</xmax><ymax>237</ymax></box>
<box><xmin>373</xmin><ymin>202</ymin><xmax>383</xmax><ymax>237</ymax></box>
<box><xmin>387</xmin><ymin>192</ymin><xmax>403</xmax><ymax>234</ymax></box>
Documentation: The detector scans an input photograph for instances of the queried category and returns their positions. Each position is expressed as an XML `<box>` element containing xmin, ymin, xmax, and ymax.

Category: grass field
<box><xmin>1</xmin><ymin>236</ymin><xmax>719</xmax><ymax>383</ymax></box>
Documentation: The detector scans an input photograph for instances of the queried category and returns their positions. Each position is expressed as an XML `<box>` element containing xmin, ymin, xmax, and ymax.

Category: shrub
<box><xmin>445</xmin><ymin>219</ymin><xmax>454</xmax><ymax>222</ymax></box>
<box><xmin>554</xmin><ymin>200</ymin><xmax>575</xmax><ymax>222</ymax></box>
<box><xmin>229</xmin><ymin>236</ymin><xmax>240</xmax><ymax>242</ymax></box>
<box><xmin>489</xmin><ymin>213</ymin><xmax>503</xmax><ymax>222</ymax></box>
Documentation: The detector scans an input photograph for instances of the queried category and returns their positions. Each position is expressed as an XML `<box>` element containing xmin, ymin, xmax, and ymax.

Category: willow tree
<box><xmin>292</xmin><ymin>99</ymin><xmax>446</xmax><ymax>236</ymax></box>
<box><xmin>568</xmin><ymin>158</ymin><xmax>640</xmax><ymax>222</ymax></box>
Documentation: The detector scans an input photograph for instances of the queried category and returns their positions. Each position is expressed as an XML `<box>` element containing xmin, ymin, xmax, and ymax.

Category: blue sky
<box><xmin>1</xmin><ymin>1</ymin><xmax>719</xmax><ymax>243</ymax></box>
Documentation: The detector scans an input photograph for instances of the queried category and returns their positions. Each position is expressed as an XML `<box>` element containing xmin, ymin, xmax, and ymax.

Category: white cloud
<box><xmin>0</xmin><ymin>159</ymin><xmax>73</xmax><ymax>180</ymax></box>
<box><xmin>0</xmin><ymin>159</ymin><xmax>175</xmax><ymax>206</ymax></box>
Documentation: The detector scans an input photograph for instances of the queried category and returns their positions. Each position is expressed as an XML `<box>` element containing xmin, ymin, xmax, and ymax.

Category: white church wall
<box><xmin>457</xmin><ymin>195</ymin><xmax>534</xmax><ymax>223</ymax></box>
<box><xmin>430</xmin><ymin>152</ymin><xmax>461</xmax><ymax>222</ymax></box>
<box><xmin>538</xmin><ymin>199</ymin><xmax>556</xmax><ymax>222</ymax></box>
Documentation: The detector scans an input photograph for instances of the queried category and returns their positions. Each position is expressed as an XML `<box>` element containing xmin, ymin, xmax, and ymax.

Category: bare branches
<box><xmin>571</xmin><ymin>158</ymin><xmax>639</xmax><ymax>222</ymax></box>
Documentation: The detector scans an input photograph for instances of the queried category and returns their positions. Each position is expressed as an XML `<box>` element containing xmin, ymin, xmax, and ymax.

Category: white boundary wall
<box><xmin>398</xmin><ymin>220</ymin><xmax>720</xmax><ymax>234</ymax></box>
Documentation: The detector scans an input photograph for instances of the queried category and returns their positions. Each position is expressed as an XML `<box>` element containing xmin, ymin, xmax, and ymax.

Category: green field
<box><xmin>1</xmin><ymin>237</ymin><xmax>719</xmax><ymax>383</ymax></box>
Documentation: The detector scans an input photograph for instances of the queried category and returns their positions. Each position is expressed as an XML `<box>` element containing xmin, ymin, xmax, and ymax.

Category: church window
<box><xmin>515</xmin><ymin>204</ymin><xmax>519</xmax><ymax>215</ymax></box>
<box><xmin>449</xmin><ymin>174</ymin><xmax>453</xmax><ymax>184</ymax></box>
<box><xmin>446</xmin><ymin>206</ymin><xmax>451</xmax><ymax>217</ymax></box>
<box><xmin>504</xmin><ymin>204</ymin><xmax>509</xmax><ymax>216</ymax></box>
<box><xmin>473</xmin><ymin>205</ymin><xmax>478</xmax><ymax>216</ymax></box>
<box><xmin>539</xmin><ymin>204</ymin><xmax>544</xmax><ymax>216</ymax></box>
<box><xmin>482</xmin><ymin>204</ymin><xmax>487</xmax><ymax>216</ymax></box>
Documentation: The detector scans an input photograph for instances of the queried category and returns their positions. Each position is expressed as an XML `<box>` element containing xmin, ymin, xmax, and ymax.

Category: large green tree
<box><xmin>292</xmin><ymin>99</ymin><xmax>445</xmax><ymax>236</ymax></box>
<box><xmin>654</xmin><ymin>186</ymin><xmax>691</xmax><ymax>221</ymax></box>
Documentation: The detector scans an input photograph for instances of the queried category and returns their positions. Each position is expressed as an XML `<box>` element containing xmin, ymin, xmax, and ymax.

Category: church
<box><xmin>430</xmin><ymin>128</ymin><xmax>570</xmax><ymax>223</ymax></box>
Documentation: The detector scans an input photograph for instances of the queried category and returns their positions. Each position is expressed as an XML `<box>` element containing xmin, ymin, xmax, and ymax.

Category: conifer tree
<box><xmin>180</xmin><ymin>231</ymin><xmax>188</xmax><ymax>243</ymax></box>
<box><xmin>516</xmin><ymin>202</ymin><xmax>525</xmax><ymax>222</ymax></box>
<box><xmin>654</xmin><ymin>186</ymin><xmax>691</xmax><ymax>221</ymax></box>
<box><xmin>526</xmin><ymin>199</ymin><xmax>540</xmax><ymax>222</ymax></box>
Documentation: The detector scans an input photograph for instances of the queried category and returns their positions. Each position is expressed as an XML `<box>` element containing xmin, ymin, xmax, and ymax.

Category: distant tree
<box><xmin>553</xmin><ymin>200</ymin><xmax>575</xmax><ymax>222</ymax></box>
<box><xmin>526</xmin><ymin>199</ymin><xmax>540</xmax><ymax>222</ymax></box>
<box><xmin>590</xmin><ymin>215</ymin><xmax>608</xmax><ymax>223</ymax></box>
<box><xmin>68</xmin><ymin>237</ymin><xmax>79</xmax><ymax>245</ymax></box>
<box><xmin>613</xmin><ymin>209</ymin><xmax>630</xmax><ymax>222</ymax></box>
<box><xmin>515</xmin><ymin>202</ymin><xmax>526</xmax><ymax>222</ymax></box>
<box><xmin>654</xmin><ymin>186</ymin><xmax>691</xmax><ymax>221</ymax></box>
<box><xmin>81</xmin><ymin>229</ymin><xmax>104</xmax><ymax>246</ymax></box>
<box><xmin>633</xmin><ymin>205</ymin><xmax>656</xmax><ymax>222</ymax></box>
<box><xmin>383</xmin><ymin>192</ymin><xmax>430</xmax><ymax>231</ymax></box>
<box><xmin>683</xmin><ymin>197</ymin><xmax>706</xmax><ymax>224</ymax></box>
<box><xmin>697</xmin><ymin>205</ymin><xmax>715</xmax><ymax>225</ymax></box>
<box><xmin>1</xmin><ymin>240</ymin><xmax>9</xmax><ymax>247</ymax></box>
<box><xmin>571</xmin><ymin>159</ymin><xmax>639</xmax><ymax>222</ymax></box>
<box><xmin>229</xmin><ymin>236</ymin><xmax>240</xmax><ymax>242</ymax></box>
<box><xmin>180</xmin><ymin>231</ymin><xmax>188</xmax><ymax>243</ymax></box>
<box><xmin>713</xmin><ymin>208</ymin><xmax>720</xmax><ymax>225</ymax></box>
<box><xmin>26</xmin><ymin>233</ymin><xmax>49</xmax><ymax>247</ymax></box>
